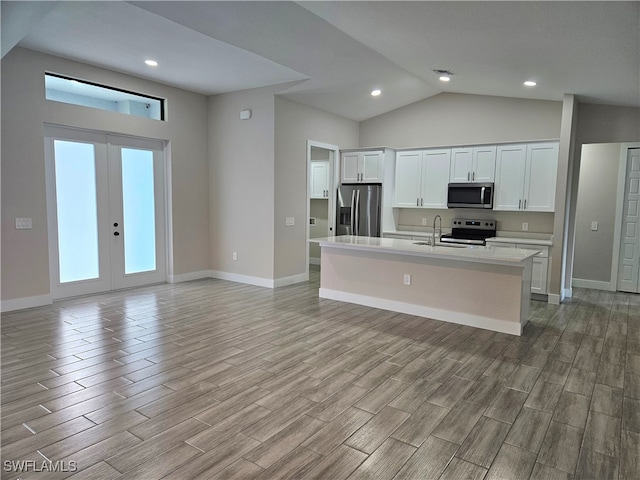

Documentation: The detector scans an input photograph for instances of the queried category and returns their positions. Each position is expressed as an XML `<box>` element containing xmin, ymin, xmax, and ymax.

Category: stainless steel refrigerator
<box><xmin>336</xmin><ymin>184</ymin><xmax>382</xmax><ymax>237</ymax></box>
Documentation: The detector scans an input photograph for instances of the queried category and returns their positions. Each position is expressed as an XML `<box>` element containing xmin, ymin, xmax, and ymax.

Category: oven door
<box><xmin>447</xmin><ymin>183</ymin><xmax>494</xmax><ymax>209</ymax></box>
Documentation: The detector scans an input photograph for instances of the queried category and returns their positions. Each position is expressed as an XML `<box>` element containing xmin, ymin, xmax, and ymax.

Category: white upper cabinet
<box><xmin>394</xmin><ymin>149</ymin><xmax>451</xmax><ymax>208</ymax></box>
<box><xmin>450</xmin><ymin>146</ymin><xmax>496</xmax><ymax>183</ymax></box>
<box><xmin>525</xmin><ymin>143</ymin><xmax>559</xmax><ymax>212</ymax></box>
<box><xmin>473</xmin><ymin>146</ymin><xmax>497</xmax><ymax>182</ymax></box>
<box><xmin>494</xmin><ymin>142</ymin><xmax>558</xmax><ymax>212</ymax></box>
<box><xmin>341</xmin><ymin>150</ymin><xmax>383</xmax><ymax>183</ymax></box>
<box><xmin>450</xmin><ymin>148</ymin><xmax>473</xmax><ymax>183</ymax></box>
<box><xmin>494</xmin><ymin>144</ymin><xmax>527</xmax><ymax>210</ymax></box>
<box><xmin>394</xmin><ymin>151</ymin><xmax>423</xmax><ymax>207</ymax></box>
<box><xmin>310</xmin><ymin>161</ymin><xmax>330</xmax><ymax>198</ymax></box>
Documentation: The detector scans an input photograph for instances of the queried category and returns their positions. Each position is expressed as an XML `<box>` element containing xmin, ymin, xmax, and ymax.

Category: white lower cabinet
<box><xmin>486</xmin><ymin>241</ymin><xmax>549</xmax><ymax>295</ymax></box>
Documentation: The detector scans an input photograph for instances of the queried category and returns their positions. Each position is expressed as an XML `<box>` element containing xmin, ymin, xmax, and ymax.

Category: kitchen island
<box><xmin>312</xmin><ymin>236</ymin><xmax>540</xmax><ymax>335</ymax></box>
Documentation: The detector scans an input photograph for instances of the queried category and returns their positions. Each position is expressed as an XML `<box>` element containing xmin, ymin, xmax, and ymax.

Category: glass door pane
<box><xmin>121</xmin><ymin>148</ymin><xmax>157</xmax><ymax>274</ymax></box>
<box><xmin>53</xmin><ymin>140</ymin><xmax>100</xmax><ymax>283</ymax></box>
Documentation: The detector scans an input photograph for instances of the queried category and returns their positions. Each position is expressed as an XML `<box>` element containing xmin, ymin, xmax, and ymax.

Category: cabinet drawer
<box><xmin>518</xmin><ymin>244</ymin><xmax>549</xmax><ymax>258</ymax></box>
<box><xmin>486</xmin><ymin>242</ymin><xmax>517</xmax><ymax>249</ymax></box>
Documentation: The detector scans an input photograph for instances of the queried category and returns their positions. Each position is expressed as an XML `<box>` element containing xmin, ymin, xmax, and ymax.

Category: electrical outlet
<box><xmin>15</xmin><ymin>218</ymin><xmax>32</xmax><ymax>230</ymax></box>
<box><xmin>591</xmin><ymin>221</ymin><xmax>599</xmax><ymax>231</ymax></box>
<box><xmin>522</xmin><ymin>222</ymin><xmax>529</xmax><ymax>231</ymax></box>
<box><xmin>232</xmin><ymin>252</ymin><xmax>238</xmax><ymax>261</ymax></box>
<box><xmin>403</xmin><ymin>274</ymin><xmax>411</xmax><ymax>286</ymax></box>
<box><xmin>285</xmin><ymin>217</ymin><xmax>295</xmax><ymax>227</ymax></box>
<box><xmin>421</xmin><ymin>217</ymin><xmax>428</xmax><ymax>226</ymax></box>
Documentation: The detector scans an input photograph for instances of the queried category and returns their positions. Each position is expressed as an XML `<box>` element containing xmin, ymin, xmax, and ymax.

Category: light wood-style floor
<box><xmin>2</xmin><ymin>266</ymin><xmax>639</xmax><ymax>480</ymax></box>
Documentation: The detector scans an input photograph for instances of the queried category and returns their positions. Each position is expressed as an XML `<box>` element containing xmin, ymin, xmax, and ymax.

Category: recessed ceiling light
<box><xmin>371</xmin><ymin>89</ymin><xmax>382</xmax><ymax>97</ymax></box>
<box><xmin>524</xmin><ymin>80</ymin><xmax>537</xmax><ymax>87</ymax></box>
<box><xmin>145</xmin><ymin>60</ymin><xmax>158</xmax><ymax>67</ymax></box>
<box><xmin>433</xmin><ymin>69</ymin><xmax>455</xmax><ymax>82</ymax></box>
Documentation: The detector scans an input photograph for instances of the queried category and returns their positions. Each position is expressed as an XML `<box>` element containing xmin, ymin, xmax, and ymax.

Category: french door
<box><xmin>45</xmin><ymin>126</ymin><xmax>166</xmax><ymax>299</ymax></box>
<box><xmin>618</xmin><ymin>148</ymin><xmax>640</xmax><ymax>293</ymax></box>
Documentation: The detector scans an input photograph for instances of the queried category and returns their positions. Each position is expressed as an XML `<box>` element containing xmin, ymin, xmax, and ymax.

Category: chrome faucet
<box><xmin>432</xmin><ymin>215</ymin><xmax>442</xmax><ymax>247</ymax></box>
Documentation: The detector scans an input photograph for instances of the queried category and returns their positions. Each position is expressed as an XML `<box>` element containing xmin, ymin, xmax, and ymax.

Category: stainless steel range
<box><xmin>439</xmin><ymin>218</ymin><xmax>497</xmax><ymax>246</ymax></box>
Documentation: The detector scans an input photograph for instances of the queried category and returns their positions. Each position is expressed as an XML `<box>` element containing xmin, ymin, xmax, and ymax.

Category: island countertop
<box><xmin>312</xmin><ymin>235</ymin><xmax>540</xmax><ymax>267</ymax></box>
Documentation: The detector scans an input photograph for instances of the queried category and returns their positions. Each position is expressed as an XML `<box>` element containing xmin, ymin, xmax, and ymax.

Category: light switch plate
<box><xmin>15</xmin><ymin>218</ymin><xmax>32</xmax><ymax>229</ymax></box>
<box><xmin>285</xmin><ymin>217</ymin><xmax>295</xmax><ymax>227</ymax></box>
<box><xmin>421</xmin><ymin>218</ymin><xmax>428</xmax><ymax>226</ymax></box>
<box><xmin>522</xmin><ymin>222</ymin><xmax>529</xmax><ymax>231</ymax></box>
<box><xmin>591</xmin><ymin>221</ymin><xmax>599</xmax><ymax>231</ymax></box>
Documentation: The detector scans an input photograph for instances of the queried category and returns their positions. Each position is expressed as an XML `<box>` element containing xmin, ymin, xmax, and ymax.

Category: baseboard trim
<box><xmin>319</xmin><ymin>288</ymin><xmax>522</xmax><ymax>336</ymax></box>
<box><xmin>210</xmin><ymin>270</ymin><xmax>275</xmax><ymax>288</ymax></box>
<box><xmin>274</xmin><ymin>273</ymin><xmax>309</xmax><ymax>288</ymax></box>
<box><xmin>3</xmin><ymin>269</ymin><xmax>308</xmax><ymax>313</ymax></box>
<box><xmin>547</xmin><ymin>293</ymin><xmax>561</xmax><ymax>305</ymax></box>
<box><xmin>571</xmin><ymin>278</ymin><xmax>614</xmax><ymax>291</ymax></box>
<box><xmin>168</xmin><ymin>270</ymin><xmax>212</xmax><ymax>284</ymax></box>
<box><xmin>1</xmin><ymin>294</ymin><xmax>53</xmax><ymax>313</ymax></box>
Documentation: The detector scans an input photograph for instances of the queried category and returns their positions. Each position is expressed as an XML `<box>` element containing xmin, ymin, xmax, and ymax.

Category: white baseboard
<box><xmin>571</xmin><ymin>278</ymin><xmax>615</xmax><ymax>291</ymax></box>
<box><xmin>210</xmin><ymin>270</ymin><xmax>275</xmax><ymax>288</ymax></box>
<box><xmin>319</xmin><ymin>288</ymin><xmax>522</xmax><ymax>336</ymax></box>
<box><xmin>547</xmin><ymin>293</ymin><xmax>561</xmax><ymax>305</ymax></box>
<box><xmin>309</xmin><ymin>257</ymin><xmax>321</xmax><ymax>266</ymax></box>
<box><xmin>274</xmin><ymin>273</ymin><xmax>309</xmax><ymax>288</ymax></box>
<box><xmin>168</xmin><ymin>270</ymin><xmax>212</xmax><ymax>284</ymax></box>
<box><xmin>1</xmin><ymin>294</ymin><xmax>53</xmax><ymax>313</ymax></box>
<box><xmin>3</xmin><ymin>269</ymin><xmax>309</xmax><ymax>313</ymax></box>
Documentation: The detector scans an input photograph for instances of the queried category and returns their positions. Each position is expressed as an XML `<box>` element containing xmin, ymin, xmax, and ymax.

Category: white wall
<box><xmin>573</xmin><ymin>143</ymin><xmax>626</xmax><ymax>283</ymax></box>
<box><xmin>567</xmin><ymin>103</ymin><xmax>640</xmax><ymax>291</ymax></box>
<box><xmin>274</xmin><ymin>97</ymin><xmax>359</xmax><ymax>280</ymax></box>
<box><xmin>208</xmin><ymin>86</ymin><xmax>277</xmax><ymax>282</ymax></box>
<box><xmin>360</xmin><ymin>93</ymin><xmax>563</xmax><ymax>148</ymax></box>
<box><xmin>1</xmin><ymin>48</ymin><xmax>210</xmax><ymax>304</ymax></box>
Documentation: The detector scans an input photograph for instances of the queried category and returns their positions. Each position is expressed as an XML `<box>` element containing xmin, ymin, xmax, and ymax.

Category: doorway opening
<box><xmin>306</xmin><ymin>141</ymin><xmax>339</xmax><ymax>276</ymax></box>
<box><xmin>44</xmin><ymin>126</ymin><xmax>168</xmax><ymax>300</ymax></box>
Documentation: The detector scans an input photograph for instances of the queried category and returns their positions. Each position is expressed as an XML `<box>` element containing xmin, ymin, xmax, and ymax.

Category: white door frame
<box><xmin>44</xmin><ymin>124</ymin><xmax>170</xmax><ymax>299</ymax></box>
<box><xmin>306</xmin><ymin>140</ymin><xmax>340</xmax><ymax>278</ymax></box>
<box><xmin>612</xmin><ymin>143</ymin><xmax>640</xmax><ymax>290</ymax></box>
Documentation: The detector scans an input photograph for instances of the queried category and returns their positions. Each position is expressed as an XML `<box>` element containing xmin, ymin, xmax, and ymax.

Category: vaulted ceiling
<box><xmin>3</xmin><ymin>1</ymin><xmax>639</xmax><ymax>121</ymax></box>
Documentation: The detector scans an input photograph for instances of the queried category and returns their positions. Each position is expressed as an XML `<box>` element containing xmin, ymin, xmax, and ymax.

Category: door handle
<box><xmin>350</xmin><ymin>189</ymin><xmax>357</xmax><ymax>234</ymax></box>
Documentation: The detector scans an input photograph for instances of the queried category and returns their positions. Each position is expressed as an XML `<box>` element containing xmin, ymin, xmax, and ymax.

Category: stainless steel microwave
<box><xmin>447</xmin><ymin>182</ymin><xmax>494</xmax><ymax>209</ymax></box>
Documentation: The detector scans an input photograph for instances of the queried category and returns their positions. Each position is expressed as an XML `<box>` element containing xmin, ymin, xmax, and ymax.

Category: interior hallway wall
<box><xmin>274</xmin><ymin>97</ymin><xmax>358</xmax><ymax>281</ymax></box>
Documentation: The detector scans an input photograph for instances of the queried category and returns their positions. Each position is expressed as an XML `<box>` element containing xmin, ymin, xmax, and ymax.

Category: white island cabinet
<box><xmin>312</xmin><ymin>236</ymin><xmax>538</xmax><ymax>335</ymax></box>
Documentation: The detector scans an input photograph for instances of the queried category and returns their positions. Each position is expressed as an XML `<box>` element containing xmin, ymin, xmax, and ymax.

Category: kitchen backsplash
<box><xmin>397</xmin><ymin>208</ymin><xmax>554</xmax><ymax>234</ymax></box>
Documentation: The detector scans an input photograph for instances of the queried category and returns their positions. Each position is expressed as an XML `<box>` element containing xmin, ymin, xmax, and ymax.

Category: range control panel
<box><xmin>451</xmin><ymin>218</ymin><xmax>496</xmax><ymax>230</ymax></box>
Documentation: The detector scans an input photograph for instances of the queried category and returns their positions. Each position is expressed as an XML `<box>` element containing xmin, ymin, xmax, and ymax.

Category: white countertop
<box><xmin>312</xmin><ymin>235</ymin><xmax>540</xmax><ymax>266</ymax></box>
<box><xmin>384</xmin><ymin>231</ymin><xmax>552</xmax><ymax>246</ymax></box>
<box><xmin>486</xmin><ymin>236</ymin><xmax>553</xmax><ymax>246</ymax></box>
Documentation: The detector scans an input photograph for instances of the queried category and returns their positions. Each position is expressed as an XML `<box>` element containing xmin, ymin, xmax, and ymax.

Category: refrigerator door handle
<box><xmin>350</xmin><ymin>189</ymin><xmax>357</xmax><ymax>235</ymax></box>
<box><xmin>355</xmin><ymin>189</ymin><xmax>361</xmax><ymax>236</ymax></box>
